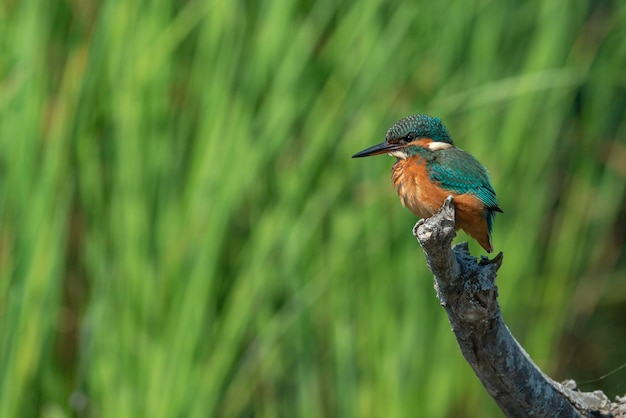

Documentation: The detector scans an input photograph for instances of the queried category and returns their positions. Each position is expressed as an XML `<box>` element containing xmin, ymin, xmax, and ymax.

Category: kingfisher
<box><xmin>352</xmin><ymin>114</ymin><xmax>502</xmax><ymax>253</ymax></box>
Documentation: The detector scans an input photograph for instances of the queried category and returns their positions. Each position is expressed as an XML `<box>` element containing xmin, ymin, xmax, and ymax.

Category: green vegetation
<box><xmin>1</xmin><ymin>1</ymin><xmax>624</xmax><ymax>417</ymax></box>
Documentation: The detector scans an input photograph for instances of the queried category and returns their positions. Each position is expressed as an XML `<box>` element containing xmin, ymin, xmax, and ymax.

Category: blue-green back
<box><xmin>426</xmin><ymin>147</ymin><xmax>501</xmax><ymax>230</ymax></box>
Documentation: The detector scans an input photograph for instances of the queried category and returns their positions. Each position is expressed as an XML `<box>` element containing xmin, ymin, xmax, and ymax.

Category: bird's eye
<box><xmin>405</xmin><ymin>132</ymin><xmax>416</xmax><ymax>141</ymax></box>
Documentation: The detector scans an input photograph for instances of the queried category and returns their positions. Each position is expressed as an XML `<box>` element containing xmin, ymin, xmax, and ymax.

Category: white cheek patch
<box><xmin>387</xmin><ymin>150</ymin><xmax>407</xmax><ymax>159</ymax></box>
<box><xmin>428</xmin><ymin>141</ymin><xmax>453</xmax><ymax>151</ymax></box>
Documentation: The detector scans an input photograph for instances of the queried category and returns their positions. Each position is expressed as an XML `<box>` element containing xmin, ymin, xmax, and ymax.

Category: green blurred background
<box><xmin>1</xmin><ymin>0</ymin><xmax>625</xmax><ymax>417</ymax></box>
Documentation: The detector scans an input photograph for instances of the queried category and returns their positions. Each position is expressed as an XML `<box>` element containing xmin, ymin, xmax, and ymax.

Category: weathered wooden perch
<box><xmin>414</xmin><ymin>195</ymin><xmax>626</xmax><ymax>418</ymax></box>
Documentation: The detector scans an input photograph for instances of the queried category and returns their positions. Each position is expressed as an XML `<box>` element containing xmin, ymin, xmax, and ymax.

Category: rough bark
<box><xmin>413</xmin><ymin>196</ymin><xmax>626</xmax><ymax>418</ymax></box>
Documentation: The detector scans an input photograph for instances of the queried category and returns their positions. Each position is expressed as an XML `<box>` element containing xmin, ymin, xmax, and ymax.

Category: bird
<box><xmin>352</xmin><ymin>114</ymin><xmax>502</xmax><ymax>253</ymax></box>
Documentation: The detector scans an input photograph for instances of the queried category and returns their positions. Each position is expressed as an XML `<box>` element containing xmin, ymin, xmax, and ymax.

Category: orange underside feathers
<box><xmin>392</xmin><ymin>158</ymin><xmax>494</xmax><ymax>252</ymax></box>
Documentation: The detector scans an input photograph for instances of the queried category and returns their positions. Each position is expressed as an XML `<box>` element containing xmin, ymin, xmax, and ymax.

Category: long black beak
<box><xmin>352</xmin><ymin>142</ymin><xmax>400</xmax><ymax>158</ymax></box>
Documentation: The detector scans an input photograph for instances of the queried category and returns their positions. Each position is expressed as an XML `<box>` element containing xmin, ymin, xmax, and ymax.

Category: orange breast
<box><xmin>391</xmin><ymin>158</ymin><xmax>494</xmax><ymax>252</ymax></box>
<box><xmin>392</xmin><ymin>158</ymin><xmax>444</xmax><ymax>218</ymax></box>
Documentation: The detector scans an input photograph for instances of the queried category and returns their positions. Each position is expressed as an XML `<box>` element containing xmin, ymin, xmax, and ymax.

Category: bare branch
<box><xmin>414</xmin><ymin>196</ymin><xmax>625</xmax><ymax>418</ymax></box>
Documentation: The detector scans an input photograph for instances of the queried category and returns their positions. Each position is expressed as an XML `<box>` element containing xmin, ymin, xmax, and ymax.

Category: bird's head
<box><xmin>352</xmin><ymin>114</ymin><xmax>454</xmax><ymax>160</ymax></box>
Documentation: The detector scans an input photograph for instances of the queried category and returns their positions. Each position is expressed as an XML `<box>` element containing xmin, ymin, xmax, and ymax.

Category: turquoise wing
<box><xmin>427</xmin><ymin>147</ymin><xmax>502</xmax><ymax>217</ymax></box>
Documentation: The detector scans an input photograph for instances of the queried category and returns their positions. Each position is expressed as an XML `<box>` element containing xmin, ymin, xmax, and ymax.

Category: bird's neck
<box><xmin>404</xmin><ymin>144</ymin><xmax>436</xmax><ymax>162</ymax></box>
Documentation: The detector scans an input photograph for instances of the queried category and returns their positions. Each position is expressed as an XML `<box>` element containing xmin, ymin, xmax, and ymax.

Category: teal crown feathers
<box><xmin>385</xmin><ymin>114</ymin><xmax>453</xmax><ymax>144</ymax></box>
